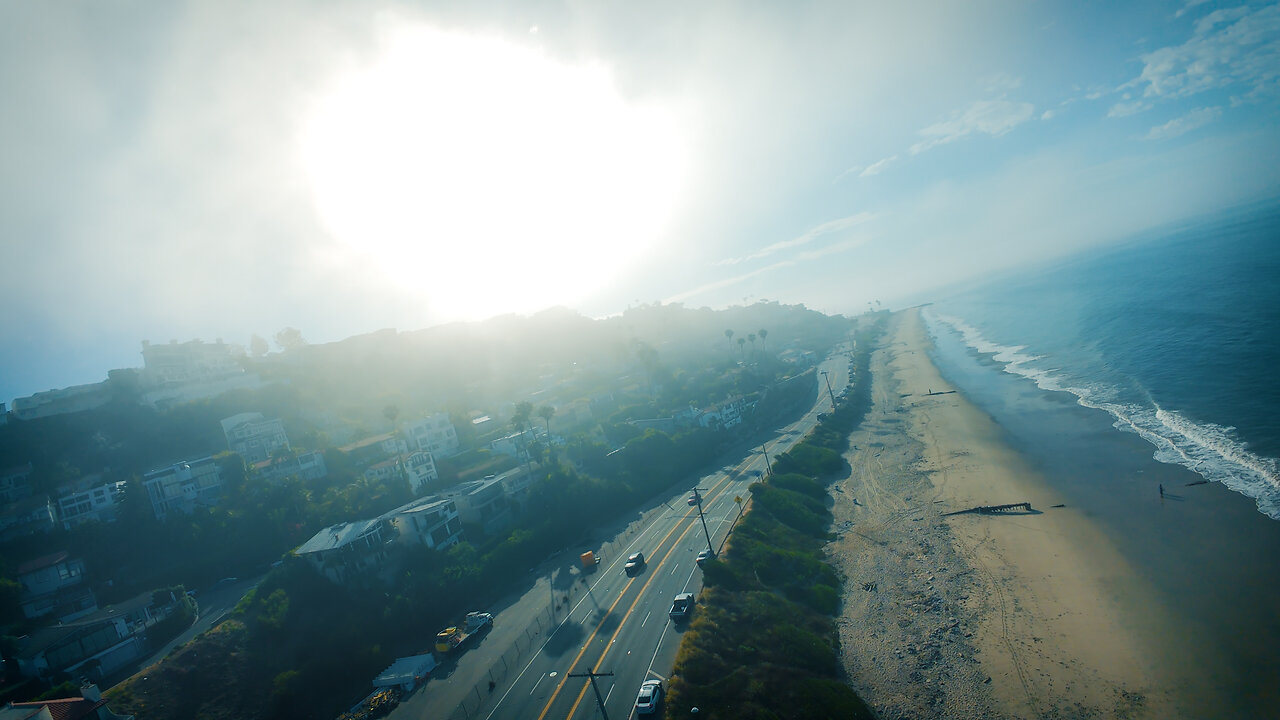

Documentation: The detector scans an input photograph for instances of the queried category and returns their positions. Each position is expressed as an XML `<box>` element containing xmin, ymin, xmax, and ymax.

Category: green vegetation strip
<box><xmin>665</xmin><ymin>322</ymin><xmax>882</xmax><ymax>719</ymax></box>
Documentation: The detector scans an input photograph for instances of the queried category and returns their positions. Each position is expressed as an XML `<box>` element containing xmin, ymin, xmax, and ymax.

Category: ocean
<box><xmin>916</xmin><ymin>201</ymin><xmax>1280</xmax><ymax>713</ymax></box>
<box><xmin>924</xmin><ymin>200</ymin><xmax>1280</xmax><ymax>521</ymax></box>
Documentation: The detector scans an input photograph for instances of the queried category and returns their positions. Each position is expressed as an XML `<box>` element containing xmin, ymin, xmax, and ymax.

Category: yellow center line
<box><xmin>536</xmin><ymin>470</ymin><xmax>740</xmax><ymax>719</ymax></box>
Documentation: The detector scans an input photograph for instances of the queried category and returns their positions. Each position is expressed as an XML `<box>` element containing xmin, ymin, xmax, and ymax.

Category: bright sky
<box><xmin>2</xmin><ymin>0</ymin><xmax>1278</xmax><ymax>404</ymax></box>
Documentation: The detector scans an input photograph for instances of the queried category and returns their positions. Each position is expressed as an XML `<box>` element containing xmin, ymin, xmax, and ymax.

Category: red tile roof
<box><xmin>15</xmin><ymin>550</ymin><xmax>70</xmax><ymax>575</ymax></box>
<box><xmin>10</xmin><ymin>696</ymin><xmax>106</xmax><ymax>720</ymax></box>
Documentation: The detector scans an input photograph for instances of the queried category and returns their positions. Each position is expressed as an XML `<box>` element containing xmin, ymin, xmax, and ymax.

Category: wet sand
<box><xmin>829</xmin><ymin>309</ymin><xmax>1207</xmax><ymax>719</ymax></box>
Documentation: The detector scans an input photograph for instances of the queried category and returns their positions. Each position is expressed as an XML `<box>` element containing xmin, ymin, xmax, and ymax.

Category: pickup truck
<box><xmin>669</xmin><ymin>593</ymin><xmax>694</xmax><ymax>621</ymax></box>
<box><xmin>435</xmin><ymin>611</ymin><xmax>493</xmax><ymax>653</ymax></box>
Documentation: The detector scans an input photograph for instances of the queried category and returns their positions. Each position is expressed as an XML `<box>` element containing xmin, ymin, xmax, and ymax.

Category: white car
<box><xmin>635</xmin><ymin>679</ymin><xmax>663</xmax><ymax>715</ymax></box>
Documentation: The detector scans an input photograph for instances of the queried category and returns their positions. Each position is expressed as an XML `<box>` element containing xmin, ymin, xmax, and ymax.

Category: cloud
<box><xmin>1108</xmin><ymin>97</ymin><xmax>1152</xmax><ymax>117</ymax></box>
<box><xmin>666</xmin><ymin>261</ymin><xmax>795</xmax><ymax>303</ymax></box>
<box><xmin>716</xmin><ymin>212</ymin><xmax>873</xmax><ymax>265</ymax></box>
<box><xmin>910</xmin><ymin>99</ymin><xmax>1035</xmax><ymax>154</ymax></box>
<box><xmin>860</xmin><ymin>155</ymin><xmax>898</xmax><ymax>177</ymax></box>
<box><xmin>1126</xmin><ymin>3</ymin><xmax>1280</xmax><ymax>104</ymax></box>
<box><xmin>1145</xmin><ymin>106</ymin><xmax>1222</xmax><ymax>140</ymax></box>
<box><xmin>1175</xmin><ymin>0</ymin><xmax>1213</xmax><ymax>20</ymax></box>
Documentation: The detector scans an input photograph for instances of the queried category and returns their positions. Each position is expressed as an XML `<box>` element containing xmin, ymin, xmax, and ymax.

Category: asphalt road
<box><xmin>393</xmin><ymin>346</ymin><xmax>852</xmax><ymax>720</ymax></box>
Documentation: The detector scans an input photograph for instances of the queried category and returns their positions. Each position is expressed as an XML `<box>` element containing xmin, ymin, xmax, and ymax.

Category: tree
<box><xmin>749</xmin><ymin>333</ymin><xmax>757</xmax><ymax>357</ymax></box>
<box><xmin>511</xmin><ymin>402</ymin><xmax>534</xmax><ymax>460</ymax></box>
<box><xmin>759</xmin><ymin>328</ymin><xmax>768</xmax><ymax>353</ymax></box>
<box><xmin>383</xmin><ymin>404</ymin><xmax>399</xmax><ymax>431</ymax></box>
<box><xmin>250</xmin><ymin>334</ymin><xmax>269</xmax><ymax>358</ymax></box>
<box><xmin>274</xmin><ymin>327</ymin><xmax>307</xmax><ymax>352</ymax></box>
<box><xmin>737</xmin><ymin>337</ymin><xmax>746</xmax><ymax>359</ymax></box>
<box><xmin>724</xmin><ymin>328</ymin><xmax>735</xmax><ymax>353</ymax></box>
<box><xmin>536</xmin><ymin>405</ymin><xmax>555</xmax><ymax>440</ymax></box>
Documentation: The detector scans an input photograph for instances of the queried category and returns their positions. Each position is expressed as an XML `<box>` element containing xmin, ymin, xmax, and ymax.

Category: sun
<box><xmin>298</xmin><ymin>24</ymin><xmax>689</xmax><ymax>321</ymax></box>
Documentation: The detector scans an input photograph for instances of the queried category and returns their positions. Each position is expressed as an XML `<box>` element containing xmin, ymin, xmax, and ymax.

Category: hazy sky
<box><xmin>3</xmin><ymin>0</ymin><xmax>1279</xmax><ymax>404</ymax></box>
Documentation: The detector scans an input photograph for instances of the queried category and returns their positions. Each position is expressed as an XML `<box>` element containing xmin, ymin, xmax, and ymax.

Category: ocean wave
<box><xmin>924</xmin><ymin>309</ymin><xmax>1280</xmax><ymax>520</ymax></box>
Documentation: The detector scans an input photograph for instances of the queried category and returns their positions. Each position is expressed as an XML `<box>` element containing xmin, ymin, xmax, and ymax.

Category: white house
<box><xmin>220</xmin><ymin>412</ymin><xmax>290</xmax><ymax>464</ymax></box>
<box><xmin>384</xmin><ymin>495</ymin><xmax>462</xmax><ymax>550</ymax></box>
<box><xmin>442</xmin><ymin>475</ymin><xmax>512</xmax><ymax>536</ymax></box>
<box><xmin>56</xmin><ymin>478</ymin><xmax>126</xmax><ymax>529</ymax></box>
<box><xmin>402</xmin><ymin>451</ymin><xmax>439</xmax><ymax>494</ymax></box>
<box><xmin>141</xmin><ymin>457</ymin><xmax>222</xmax><ymax>521</ymax></box>
<box><xmin>401</xmin><ymin>413</ymin><xmax>460</xmax><ymax>456</ymax></box>
<box><xmin>252</xmin><ymin>450</ymin><xmax>328</xmax><ymax>484</ymax></box>
<box><xmin>294</xmin><ymin>518</ymin><xmax>395</xmax><ymax>584</ymax></box>
<box><xmin>140</xmin><ymin>338</ymin><xmax>243</xmax><ymax>386</ymax></box>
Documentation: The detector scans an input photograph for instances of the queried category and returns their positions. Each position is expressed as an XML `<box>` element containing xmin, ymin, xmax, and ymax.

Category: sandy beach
<box><xmin>828</xmin><ymin>309</ymin><xmax>1210</xmax><ymax>719</ymax></box>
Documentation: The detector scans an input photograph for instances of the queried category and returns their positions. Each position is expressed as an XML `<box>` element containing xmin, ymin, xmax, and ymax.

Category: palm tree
<box><xmin>758</xmin><ymin>328</ymin><xmax>768</xmax><ymax>353</ymax></box>
<box><xmin>748</xmin><ymin>333</ymin><xmax>757</xmax><ymax>357</ymax></box>
<box><xmin>737</xmin><ymin>337</ymin><xmax>746</xmax><ymax>359</ymax></box>
<box><xmin>724</xmin><ymin>329</ymin><xmax>734</xmax><ymax>353</ymax></box>
<box><xmin>537</xmin><ymin>405</ymin><xmax>555</xmax><ymax>443</ymax></box>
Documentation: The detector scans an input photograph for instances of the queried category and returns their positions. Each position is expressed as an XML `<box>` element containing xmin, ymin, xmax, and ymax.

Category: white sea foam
<box><xmin>923</xmin><ymin>309</ymin><xmax>1280</xmax><ymax>520</ymax></box>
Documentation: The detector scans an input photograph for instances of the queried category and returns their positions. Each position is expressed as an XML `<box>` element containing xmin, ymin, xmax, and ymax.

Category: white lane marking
<box><xmin>529</xmin><ymin>672</ymin><xmax>546</xmax><ymax>696</ymax></box>
<box><xmin>642</xmin><ymin>610</ymin><xmax>651</xmax><ymax>627</ymax></box>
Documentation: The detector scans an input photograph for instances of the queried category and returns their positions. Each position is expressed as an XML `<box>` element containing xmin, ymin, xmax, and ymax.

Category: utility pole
<box><xmin>569</xmin><ymin>668</ymin><xmax>614</xmax><ymax>720</ymax></box>
<box><xmin>821</xmin><ymin>370</ymin><xmax>837</xmax><ymax>410</ymax></box>
<box><xmin>760</xmin><ymin>445</ymin><xmax>772</xmax><ymax>478</ymax></box>
<box><xmin>692</xmin><ymin>489</ymin><xmax>715</xmax><ymax>553</ymax></box>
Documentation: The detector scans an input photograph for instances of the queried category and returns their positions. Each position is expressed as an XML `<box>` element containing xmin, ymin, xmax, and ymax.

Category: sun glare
<box><xmin>299</xmin><ymin>24</ymin><xmax>689</xmax><ymax>321</ymax></box>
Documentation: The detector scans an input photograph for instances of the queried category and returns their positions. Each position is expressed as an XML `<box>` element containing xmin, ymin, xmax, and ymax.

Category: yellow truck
<box><xmin>434</xmin><ymin>611</ymin><xmax>493</xmax><ymax>653</ymax></box>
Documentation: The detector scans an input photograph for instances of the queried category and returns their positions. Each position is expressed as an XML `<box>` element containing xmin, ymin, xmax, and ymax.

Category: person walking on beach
<box><xmin>1159</xmin><ymin>484</ymin><xmax>1164</xmax><ymax>498</ymax></box>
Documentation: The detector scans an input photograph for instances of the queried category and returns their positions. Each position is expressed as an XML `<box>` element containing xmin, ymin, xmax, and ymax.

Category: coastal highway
<box><xmin>393</xmin><ymin>345</ymin><xmax>851</xmax><ymax>720</ymax></box>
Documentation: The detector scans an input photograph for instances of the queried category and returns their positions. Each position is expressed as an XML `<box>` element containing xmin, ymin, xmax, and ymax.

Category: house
<box><xmin>442</xmin><ymin>476</ymin><xmax>512</xmax><ymax>536</ymax></box>
<box><xmin>16</xmin><ymin>552</ymin><xmax>96</xmax><ymax>622</ymax></box>
<box><xmin>338</xmin><ymin>433</ymin><xmax>406</xmax><ymax>466</ymax></box>
<box><xmin>56</xmin><ymin>477</ymin><xmax>126</xmax><ymax>529</ymax></box>
<box><xmin>2</xmin><ymin>682</ymin><xmax>134</xmax><ymax>720</ymax></box>
<box><xmin>401</xmin><ymin>413</ymin><xmax>460</xmax><ymax>456</ymax></box>
<box><xmin>140</xmin><ymin>338</ymin><xmax>242</xmax><ymax>386</ymax></box>
<box><xmin>402</xmin><ymin>451</ymin><xmax>438</xmax><ymax>494</ymax></box>
<box><xmin>384</xmin><ymin>496</ymin><xmax>462</xmax><ymax>550</ymax></box>
<box><xmin>0</xmin><ymin>496</ymin><xmax>57</xmax><ymax>541</ymax></box>
<box><xmin>294</xmin><ymin>518</ymin><xmax>396</xmax><ymax>584</ymax></box>
<box><xmin>489</xmin><ymin>427</ymin><xmax>544</xmax><ymax>460</ymax></box>
<box><xmin>141</xmin><ymin>457</ymin><xmax>221</xmax><ymax>521</ymax></box>
<box><xmin>494</xmin><ymin>465</ymin><xmax>538</xmax><ymax>511</ymax></box>
<box><xmin>9</xmin><ymin>592</ymin><xmax>172</xmax><ymax>681</ymax></box>
<box><xmin>0</xmin><ymin>462</ymin><xmax>33</xmax><ymax>503</ymax></box>
<box><xmin>362</xmin><ymin>457</ymin><xmax>403</xmax><ymax>485</ymax></box>
<box><xmin>251</xmin><ymin>450</ymin><xmax>328</xmax><ymax>484</ymax></box>
<box><xmin>697</xmin><ymin>396</ymin><xmax>750</xmax><ymax>430</ymax></box>
<box><xmin>220</xmin><ymin>412</ymin><xmax>290</xmax><ymax>464</ymax></box>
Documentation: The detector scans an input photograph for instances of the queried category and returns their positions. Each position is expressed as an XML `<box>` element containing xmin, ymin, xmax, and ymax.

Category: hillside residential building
<box><xmin>141</xmin><ymin>457</ymin><xmax>222</xmax><ymax>520</ymax></box>
<box><xmin>495</xmin><ymin>465</ymin><xmax>538</xmax><ymax>510</ymax></box>
<box><xmin>363</xmin><ymin>457</ymin><xmax>403</xmax><ymax>485</ymax></box>
<box><xmin>140</xmin><ymin>338</ymin><xmax>242</xmax><ymax>386</ymax></box>
<box><xmin>697</xmin><ymin>396</ymin><xmax>750</xmax><ymax>430</ymax></box>
<box><xmin>401</xmin><ymin>413</ymin><xmax>460</xmax><ymax>456</ymax></box>
<box><xmin>385</xmin><ymin>495</ymin><xmax>462</xmax><ymax>550</ymax></box>
<box><xmin>10</xmin><ymin>592</ymin><xmax>177</xmax><ymax>683</ymax></box>
<box><xmin>0</xmin><ymin>495</ymin><xmax>57</xmax><ymax>541</ymax></box>
<box><xmin>338</xmin><ymin>432</ymin><xmax>407</xmax><ymax>465</ymax></box>
<box><xmin>0</xmin><ymin>462</ymin><xmax>33</xmax><ymax>503</ymax></box>
<box><xmin>220</xmin><ymin>412</ymin><xmax>290</xmax><ymax>464</ymax></box>
<box><xmin>402</xmin><ymin>451</ymin><xmax>439</xmax><ymax>494</ymax></box>
<box><xmin>16</xmin><ymin>551</ymin><xmax>97</xmax><ymax>622</ymax></box>
<box><xmin>3</xmin><ymin>682</ymin><xmax>135</xmax><ymax>720</ymax></box>
<box><xmin>56</xmin><ymin>477</ymin><xmax>126</xmax><ymax>529</ymax></box>
<box><xmin>442</xmin><ymin>475</ymin><xmax>512</xmax><ymax>536</ymax></box>
<box><xmin>294</xmin><ymin>518</ymin><xmax>396</xmax><ymax>584</ymax></box>
<box><xmin>252</xmin><ymin>450</ymin><xmax>328</xmax><ymax>483</ymax></box>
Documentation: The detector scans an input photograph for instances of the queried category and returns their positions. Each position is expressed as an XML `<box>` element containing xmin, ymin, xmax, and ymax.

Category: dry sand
<box><xmin>829</xmin><ymin>309</ymin><xmax>1203</xmax><ymax>719</ymax></box>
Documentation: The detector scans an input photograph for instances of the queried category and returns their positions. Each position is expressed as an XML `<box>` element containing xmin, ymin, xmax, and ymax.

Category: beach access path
<box><xmin>827</xmin><ymin>309</ymin><xmax>1200</xmax><ymax>719</ymax></box>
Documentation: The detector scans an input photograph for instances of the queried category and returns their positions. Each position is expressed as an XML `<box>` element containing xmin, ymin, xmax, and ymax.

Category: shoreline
<box><xmin>830</xmin><ymin>309</ymin><xmax>1201</xmax><ymax>719</ymax></box>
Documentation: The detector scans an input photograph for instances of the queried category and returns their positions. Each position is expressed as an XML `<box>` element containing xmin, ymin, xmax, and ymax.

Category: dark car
<box><xmin>624</xmin><ymin>552</ymin><xmax>646</xmax><ymax>575</ymax></box>
<box><xmin>669</xmin><ymin>592</ymin><xmax>694</xmax><ymax>621</ymax></box>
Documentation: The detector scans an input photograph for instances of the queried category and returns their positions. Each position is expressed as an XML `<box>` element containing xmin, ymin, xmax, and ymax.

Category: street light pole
<box><xmin>693</xmin><ymin>489</ymin><xmax>715</xmax><ymax>553</ymax></box>
<box><xmin>820</xmin><ymin>370</ymin><xmax>837</xmax><ymax>410</ymax></box>
<box><xmin>760</xmin><ymin>444</ymin><xmax>772</xmax><ymax>478</ymax></box>
<box><xmin>569</xmin><ymin>669</ymin><xmax>614</xmax><ymax>720</ymax></box>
